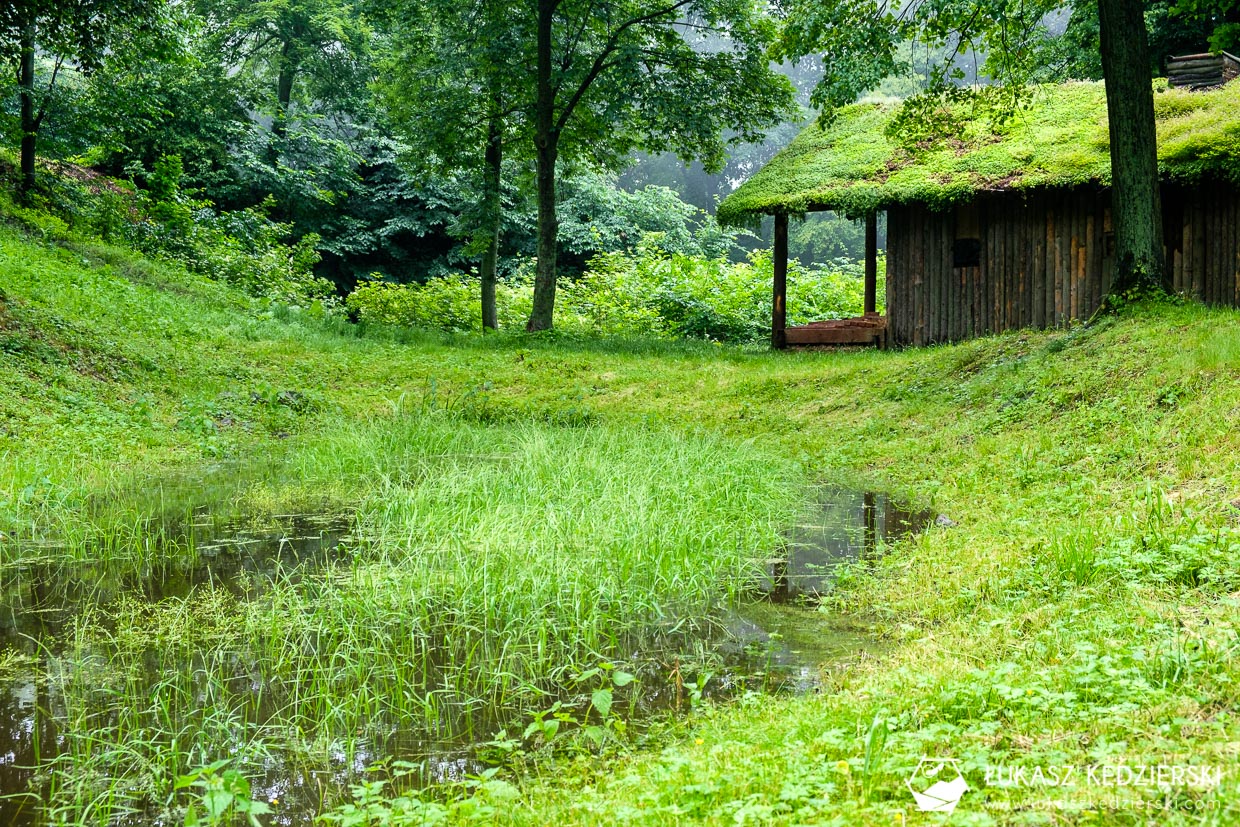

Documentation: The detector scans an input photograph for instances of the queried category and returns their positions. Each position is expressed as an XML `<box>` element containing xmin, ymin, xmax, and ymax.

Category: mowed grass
<box><xmin>3</xmin><ymin>218</ymin><xmax>1240</xmax><ymax>824</ymax></box>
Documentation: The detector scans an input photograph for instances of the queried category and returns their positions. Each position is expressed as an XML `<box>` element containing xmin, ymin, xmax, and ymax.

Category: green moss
<box><xmin>718</xmin><ymin>80</ymin><xmax>1240</xmax><ymax>224</ymax></box>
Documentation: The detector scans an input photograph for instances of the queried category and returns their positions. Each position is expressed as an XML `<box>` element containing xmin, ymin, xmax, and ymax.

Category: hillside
<box><xmin>2</xmin><ymin>214</ymin><xmax>1240</xmax><ymax>825</ymax></box>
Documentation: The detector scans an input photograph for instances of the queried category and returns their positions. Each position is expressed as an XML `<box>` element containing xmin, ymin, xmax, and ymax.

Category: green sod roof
<box><xmin>717</xmin><ymin>79</ymin><xmax>1240</xmax><ymax>224</ymax></box>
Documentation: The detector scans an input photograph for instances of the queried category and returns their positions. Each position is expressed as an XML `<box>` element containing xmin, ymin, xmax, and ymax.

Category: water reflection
<box><xmin>767</xmin><ymin>487</ymin><xmax>935</xmax><ymax>602</ymax></box>
<box><xmin>0</xmin><ymin>486</ymin><xmax>939</xmax><ymax>825</ymax></box>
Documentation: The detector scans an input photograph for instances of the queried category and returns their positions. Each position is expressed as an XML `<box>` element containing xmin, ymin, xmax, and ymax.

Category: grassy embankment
<box><xmin>2</xmin><ymin>209</ymin><xmax>1240</xmax><ymax>825</ymax></box>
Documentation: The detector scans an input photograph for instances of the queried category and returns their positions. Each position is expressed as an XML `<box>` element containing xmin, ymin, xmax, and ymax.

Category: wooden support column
<box><xmin>864</xmin><ymin>211</ymin><xmax>878</xmax><ymax>315</ymax></box>
<box><xmin>772</xmin><ymin>213</ymin><xmax>788</xmax><ymax>349</ymax></box>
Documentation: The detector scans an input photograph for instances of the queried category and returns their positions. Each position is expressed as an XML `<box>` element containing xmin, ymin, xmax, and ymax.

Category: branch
<box><xmin>32</xmin><ymin>56</ymin><xmax>64</xmax><ymax>131</ymax></box>
<box><xmin>553</xmin><ymin>0</ymin><xmax>694</xmax><ymax>134</ymax></box>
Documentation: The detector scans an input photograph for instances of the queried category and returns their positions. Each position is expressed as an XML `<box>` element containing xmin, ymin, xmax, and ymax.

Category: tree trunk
<box><xmin>526</xmin><ymin>0</ymin><xmax>559</xmax><ymax>332</ymax></box>
<box><xmin>18</xmin><ymin>21</ymin><xmax>37</xmax><ymax>198</ymax></box>
<box><xmin>481</xmin><ymin>113</ymin><xmax>502</xmax><ymax>331</ymax></box>
<box><xmin>1097</xmin><ymin>0</ymin><xmax>1164</xmax><ymax>291</ymax></box>
<box><xmin>270</xmin><ymin>41</ymin><xmax>296</xmax><ymax>168</ymax></box>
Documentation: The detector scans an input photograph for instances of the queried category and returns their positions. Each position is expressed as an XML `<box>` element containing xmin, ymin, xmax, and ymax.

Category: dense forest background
<box><xmin>0</xmin><ymin>0</ymin><xmax>1231</xmax><ymax>340</ymax></box>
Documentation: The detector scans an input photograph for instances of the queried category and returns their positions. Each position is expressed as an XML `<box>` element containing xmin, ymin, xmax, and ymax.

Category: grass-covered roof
<box><xmin>717</xmin><ymin>80</ymin><xmax>1240</xmax><ymax>223</ymax></box>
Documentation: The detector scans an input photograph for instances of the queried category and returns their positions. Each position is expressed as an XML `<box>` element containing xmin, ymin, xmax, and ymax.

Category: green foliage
<box><xmin>7</xmin><ymin>154</ymin><xmax>335</xmax><ymax>307</ymax></box>
<box><xmin>174</xmin><ymin>761</ymin><xmax>271</xmax><ymax>827</ymax></box>
<box><xmin>556</xmin><ymin>172</ymin><xmax>740</xmax><ymax>260</ymax></box>
<box><xmin>346</xmin><ymin>277</ymin><xmax>529</xmax><ymax>332</ymax></box>
<box><xmin>718</xmin><ymin>79</ymin><xmax>1240</xmax><ymax>223</ymax></box>
<box><xmin>343</xmin><ymin>244</ymin><xmax>883</xmax><ymax>342</ymax></box>
<box><xmin>560</xmin><ymin>245</ymin><xmax>884</xmax><ymax>342</ymax></box>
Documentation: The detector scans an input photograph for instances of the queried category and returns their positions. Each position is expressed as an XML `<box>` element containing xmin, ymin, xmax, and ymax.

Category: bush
<box><xmin>346</xmin><ymin>276</ymin><xmax>534</xmax><ymax>333</ymax></box>
<box><xmin>11</xmin><ymin>152</ymin><xmax>335</xmax><ymax>309</ymax></box>
<box><xmin>559</xmin><ymin>240</ymin><xmax>885</xmax><ymax>343</ymax></box>
<box><xmin>344</xmin><ymin>241</ymin><xmax>886</xmax><ymax>343</ymax></box>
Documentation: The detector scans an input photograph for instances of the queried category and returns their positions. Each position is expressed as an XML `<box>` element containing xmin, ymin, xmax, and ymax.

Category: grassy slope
<box><xmin>3</xmin><ymin>220</ymin><xmax>1240</xmax><ymax>824</ymax></box>
<box><xmin>718</xmin><ymin>79</ymin><xmax>1240</xmax><ymax>221</ymax></box>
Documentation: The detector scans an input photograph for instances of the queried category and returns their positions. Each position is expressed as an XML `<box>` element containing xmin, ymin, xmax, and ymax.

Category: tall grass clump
<box><xmin>250</xmin><ymin>412</ymin><xmax>805</xmax><ymax>724</ymax></box>
<box><xmin>34</xmin><ymin>411</ymin><xmax>806</xmax><ymax>824</ymax></box>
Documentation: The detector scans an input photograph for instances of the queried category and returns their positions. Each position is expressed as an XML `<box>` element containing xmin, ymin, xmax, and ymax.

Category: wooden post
<box><xmin>864</xmin><ymin>211</ymin><xmax>878</xmax><ymax>316</ymax></box>
<box><xmin>772</xmin><ymin>213</ymin><xmax>788</xmax><ymax>349</ymax></box>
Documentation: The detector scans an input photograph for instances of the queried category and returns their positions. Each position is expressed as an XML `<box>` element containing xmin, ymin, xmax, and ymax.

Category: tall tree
<box><xmin>200</xmin><ymin>0</ymin><xmax>370</xmax><ymax>167</ymax></box>
<box><xmin>379</xmin><ymin>0</ymin><xmax>527</xmax><ymax>330</ymax></box>
<box><xmin>779</xmin><ymin>0</ymin><xmax>1167</xmax><ymax>291</ymax></box>
<box><xmin>522</xmin><ymin>0</ymin><xmax>795</xmax><ymax>331</ymax></box>
<box><xmin>1</xmin><ymin>0</ymin><xmax>166</xmax><ymax>195</ymax></box>
<box><xmin>1098</xmin><ymin>0</ymin><xmax>1163</xmax><ymax>288</ymax></box>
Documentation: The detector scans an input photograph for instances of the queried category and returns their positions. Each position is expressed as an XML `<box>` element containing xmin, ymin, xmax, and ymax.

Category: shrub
<box><xmin>344</xmin><ymin>239</ymin><xmax>885</xmax><ymax>343</ymax></box>
<box><xmin>560</xmin><ymin>240</ymin><xmax>885</xmax><ymax>343</ymax></box>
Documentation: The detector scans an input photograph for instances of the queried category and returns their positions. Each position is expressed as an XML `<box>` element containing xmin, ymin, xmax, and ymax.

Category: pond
<box><xmin>0</xmin><ymin>485</ymin><xmax>937</xmax><ymax>826</ymax></box>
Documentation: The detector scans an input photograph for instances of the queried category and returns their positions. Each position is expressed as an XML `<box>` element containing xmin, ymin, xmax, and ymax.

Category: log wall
<box><xmin>886</xmin><ymin>182</ymin><xmax>1240</xmax><ymax>346</ymax></box>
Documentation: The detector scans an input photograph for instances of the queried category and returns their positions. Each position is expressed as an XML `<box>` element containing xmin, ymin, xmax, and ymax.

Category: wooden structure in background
<box><xmin>1165</xmin><ymin>181</ymin><xmax>1240</xmax><ymax>303</ymax></box>
<box><xmin>772</xmin><ymin>212</ymin><xmax>885</xmax><ymax>348</ymax></box>
<box><xmin>1167</xmin><ymin>52</ymin><xmax>1240</xmax><ymax>89</ymax></box>
<box><xmin>736</xmin><ymin>75</ymin><xmax>1240</xmax><ymax>350</ymax></box>
<box><xmin>886</xmin><ymin>189</ymin><xmax>1113</xmax><ymax>346</ymax></box>
<box><xmin>882</xmin><ymin>182</ymin><xmax>1240</xmax><ymax>346</ymax></box>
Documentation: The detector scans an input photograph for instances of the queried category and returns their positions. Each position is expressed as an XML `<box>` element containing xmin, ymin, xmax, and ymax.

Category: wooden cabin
<box><xmin>1167</xmin><ymin>51</ymin><xmax>1240</xmax><ymax>89</ymax></box>
<box><xmin>718</xmin><ymin>79</ymin><xmax>1240</xmax><ymax>347</ymax></box>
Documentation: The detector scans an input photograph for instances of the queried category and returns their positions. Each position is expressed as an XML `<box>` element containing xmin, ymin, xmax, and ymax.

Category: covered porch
<box><xmin>770</xmin><ymin>210</ymin><xmax>886</xmax><ymax>348</ymax></box>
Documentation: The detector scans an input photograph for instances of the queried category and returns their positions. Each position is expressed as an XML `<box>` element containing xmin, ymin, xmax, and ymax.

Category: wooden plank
<box><xmin>1180</xmin><ymin>199</ymin><xmax>1192</xmax><ymax>296</ymax></box>
<box><xmin>915</xmin><ymin>207</ymin><xmax>925</xmax><ymax>346</ymax></box>
<box><xmin>940</xmin><ymin>209</ymin><xmax>950</xmax><ymax>341</ymax></box>
<box><xmin>937</xmin><ymin>213</ymin><xmax>947</xmax><ymax>342</ymax></box>
<box><xmin>903</xmin><ymin>207</ymin><xmax>912</xmax><ymax>338</ymax></box>
<box><xmin>1231</xmin><ymin>189</ymin><xmax>1240</xmax><ymax>308</ymax></box>
<box><xmin>1033</xmin><ymin>193</ymin><xmax>1046</xmax><ymax>328</ymax></box>
<box><xmin>937</xmin><ymin>208</ymin><xmax>947</xmax><ymax>342</ymax></box>
<box><xmin>1049</xmin><ymin>203</ymin><xmax>1061</xmax><ymax>324</ymax></box>
<box><xmin>1218</xmin><ymin>183</ymin><xmax>1229</xmax><ymax>304</ymax></box>
<box><xmin>1224</xmin><ymin>183</ymin><xmax>1233</xmax><ymax>305</ymax></box>
<box><xmin>1006</xmin><ymin>197</ymin><xmax>1016</xmax><ymax>329</ymax></box>
<box><xmin>891</xmin><ymin>208</ymin><xmax>902</xmax><ymax>343</ymax></box>
<box><xmin>955</xmin><ymin>245</ymin><xmax>964</xmax><ymax>340</ymax></box>
<box><xmin>1184</xmin><ymin>201</ymin><xmax>1196</xmax><ymax>298</ymax></box>
<box><xmin>928</xmin><ymin>209</ymin><xmax>939</xmax><ymax>344</ymax></box>
<box><xmin>1224</xmin><ymin>185</ymin><xmax>1233</xmax><ymax>306</ymax></box>
<box><xmin>1192</xmin><ymin>198</ymin><xmax>1206</xmax><ymax>301</ymax></box>
<box><xmin>987</xmin><ymin>197</ymin><xmax>998</xmax><ymax>333</ymax></box>
<box><xmin>1026</xmin><ymin>195</ymin><xmax>1037</xmax><ymax>328</ymax></box>
<box><xmin>906</xmin><ymin>206</ymin><xmax>914</xmax><ymax>344</ymax></box>
<box><xmin>1076</xmin><ymin>207</ymin><xmax>1088</xmax><ymax>320</ymax></box>
<box><xmin>1013</xmin><ymin>197</ymin><xmax>1021</xmax><ymax>329</ymax></box>
<box><xmin>981</xmin><ymin>200</ymin><xmax>990</xmax><ymax>335</ymax></box>
<box><xmin>1095</xmin><ymin>194</ymin><xmax>1105</xmax><ymax>312</ymax></box>
<box><xmin>1060</xmin><ymin>194</ymin><xmax>1072</xmax><ymax>323</ymax></box>
<box><xmin>864</xmin><ymin>212</ymin><xmax>878</xmax><ymax>315</ymax></box>
<box><xmin>1214</xmin><ymin>185</ymin><xmax>1223</xmax><ymax>304</ymax></box>
<box><xmin>772</xmin><ymin>213</ymin><xmax>788</xmax><ymax>349</ymax></box>
<box><xmin>1024</xmin><ymin>195</ymin><xmax>1035</xmax><ymax>329</ymax></box>
<box><xmin>1087</xmin><ymin>206</ymin><xmax>1099</xmax><ymax>316</ymax></box>
<box><xmin>1069</xmin><ymin>196</ymin><xmax>1080</xmax><ymax>321</ymax></box>
<box><xmin>1234</xmin><ymin>190</ymin><xmax>1240</xmax><ymax>307</ymax></box>
<box><xmin>996</xmin><ymin>197</ymin><xmax>1007</xmax><ymax>333</ymax></box>
<box><xmin>887</xmin><ymin>212</ymin><xmax>897</xmax><ymax>337</ymax></box>
<box><xmin>785</xmin><ymin>325</ymin><xmax>886</xmax><ymax>346</ymax></box>
<box><xmin>1205</xmin><ymin>187</ymin><xmax>1215</xmax><ymax>305</ymax></box>
<box><xmin>1222</xmin><ymin>185</ymin><xmax>1230</xmax><ymax>306</ymax></box>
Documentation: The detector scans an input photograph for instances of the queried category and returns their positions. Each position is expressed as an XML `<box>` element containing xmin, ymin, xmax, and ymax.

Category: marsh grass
<box><xmin>17</xmin><ymin>413</ymin><xmax>806</xmax><ymax>824</ymax></box>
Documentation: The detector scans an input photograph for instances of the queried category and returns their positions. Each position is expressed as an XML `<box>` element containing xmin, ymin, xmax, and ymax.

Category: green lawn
<box><xmin>2</xmin><ymin>219</ymin><xmax>1239</xmax><ymax>825</ymax></box>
